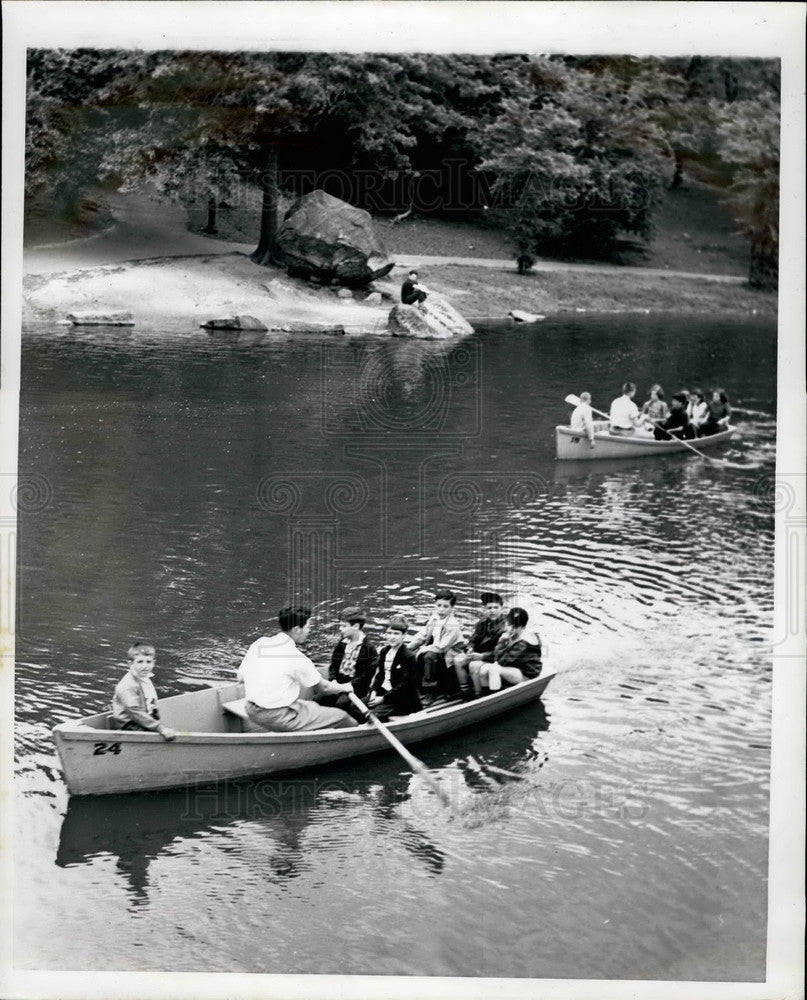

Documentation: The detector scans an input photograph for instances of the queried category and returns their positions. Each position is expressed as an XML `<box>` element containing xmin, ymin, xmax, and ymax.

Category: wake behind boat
<box><xmin>556</xmin><ymin>420</ymin><xmax>735</xmax><ymax>460</ymax></box>
<box><xmin>52</xmin><ymin>673</ymin><xmax>555</xmax><ymax>796</ymax></box>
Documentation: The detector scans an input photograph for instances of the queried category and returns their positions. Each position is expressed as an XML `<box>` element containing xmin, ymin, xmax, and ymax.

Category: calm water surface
<box><xmin>15</xmin><ymin>315</ymin><xmax>776</xmax><ymax>979</ymax></box>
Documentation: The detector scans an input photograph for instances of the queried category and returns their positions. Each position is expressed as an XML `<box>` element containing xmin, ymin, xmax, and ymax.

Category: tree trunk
<box><xmin>203</xmin><ymin>196</ymin><xmax>218</xmax><ymax>234</ymax></box>
<box><xmin>748</xmin><ymin>238</ymin><xmax>778</xmax><ymax>290</ymax></box>
<box><xmin>670</xmin><ymin>150</ymin><xmax>685</xmax><ymax>190</ymax></box>
<box><xmin>250</xmin><ymin>147</ymin><xmax>279</xmax><ymax>266</ymax></box>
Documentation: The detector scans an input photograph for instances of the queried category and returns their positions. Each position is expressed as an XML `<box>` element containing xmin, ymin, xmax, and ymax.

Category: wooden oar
<box><xmin>348</xmin><ymin>692</ymin><xmax>451</xmax><ymax>807</ymax></box>
<box><xmin>564</xmin><ymin>393</ymin><xmax>715</xmax><ymax>463</ymax></box>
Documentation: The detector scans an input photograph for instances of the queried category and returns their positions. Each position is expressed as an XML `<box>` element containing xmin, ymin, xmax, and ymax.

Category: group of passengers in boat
<box><xmin>571</xmin><ymin>382</ymin><xmax>731</xmax><ymax>447</ymax></box>
<box><xmin>111</xmin><ymin>591</ymin><xmax>543</xmax><ymax>737</ymax></box>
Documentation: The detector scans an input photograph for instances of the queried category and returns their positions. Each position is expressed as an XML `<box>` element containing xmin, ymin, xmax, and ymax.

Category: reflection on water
<box><xmin>16</xmin><ymin>314</ymin><xmax>775</xmax><ymax>978</ymax></box>
<box><xmin>55</xmin><ymin>700</ymin><xmax>552</xmax><ymax>904</ymax></box>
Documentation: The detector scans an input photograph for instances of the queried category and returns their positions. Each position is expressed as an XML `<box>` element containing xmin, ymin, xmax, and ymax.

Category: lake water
<box><xmin>15</xmin><ymin>314</ymin><xmax>776</xmax><ymax>980</ymax></box>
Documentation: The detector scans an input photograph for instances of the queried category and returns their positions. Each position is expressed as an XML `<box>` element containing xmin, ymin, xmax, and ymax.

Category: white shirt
<box><xmin>570</xmin><ymin>401</ymin><xmax>595</xmax><ymax>438</ymax></box>
<box><xmin>237</xmin><ymin>633</ymin><xmax>322</xmax><ymax>709</ymax></box>
<box><xmin>381</xmin><ymin>646</ymin><xmax>397</xmax><ymax>691</ymax></box>
<box><xmin>688</xmin><ymin>400</ymin><xmax>708</xmax><ymax>424</ymax></box>
<box><xmin>609</xmin><ymin>394</ymin><xmax>640</xmax><ymax>430</ymax></box>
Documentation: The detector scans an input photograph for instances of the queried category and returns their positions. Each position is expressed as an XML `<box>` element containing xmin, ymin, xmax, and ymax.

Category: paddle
<box><xmin>348</xmin><ymin>691</ymin><xmax>451</xmax><ymax>807</ymax></box>
<box><xmin>564</xmin><ymin>393</ymin><xmax>715</xmax><ymax>463</ymax></box>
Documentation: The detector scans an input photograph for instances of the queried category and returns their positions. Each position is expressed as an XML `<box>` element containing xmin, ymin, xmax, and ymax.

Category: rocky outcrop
<box><xmin>388</xmin><ymin>297</ymin><xmax>474</xmax><ymax>339</ymax></box>
<box><xmin>67</xmin><ymin>311</ymin><xmax>134</xmax><ymax>326</ymax></box>
<box><xmin>200</xmin><ymin>315</ymin><xmax>268</xmax><ymax>331</ymax></box>
<box><xmin>273</xmin><ymin>190</ymin><xmax>394</xmax><ymax>287</ymax></box>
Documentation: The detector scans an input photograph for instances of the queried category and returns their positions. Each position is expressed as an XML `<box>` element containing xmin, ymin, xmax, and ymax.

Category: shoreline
<box><xmin>22</xmin><ymin>249</ymin><xmax>777</xmax><ymax>334</ymax></box>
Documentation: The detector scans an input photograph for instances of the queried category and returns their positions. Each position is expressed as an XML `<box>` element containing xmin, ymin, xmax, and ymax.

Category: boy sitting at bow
<box><xmin>110</xmin><ymin>641</ymin><xmax>177</xmax><ymax>740</ymax></box>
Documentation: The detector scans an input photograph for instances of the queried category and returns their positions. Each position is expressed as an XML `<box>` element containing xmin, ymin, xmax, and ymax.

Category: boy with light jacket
<box><xmin>407</xmin><ymin>589</ymin><xmax>464</xmax><ymax>706</ymax></box>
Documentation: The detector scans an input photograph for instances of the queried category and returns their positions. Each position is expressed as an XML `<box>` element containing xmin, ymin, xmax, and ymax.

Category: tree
<box><xmin>26</xmin><ymin>49</ymin><xmax>505</xmax><ymax>261</ymax></box>
<box><xmin>716</xmin><ymin>97</ymin><xmax>780</xmax><ymax>289</ymax></box>
<box><xmin>474</xmin><ymin>56</ymin><xmax>668</xmax><ymax>259</ymax></box>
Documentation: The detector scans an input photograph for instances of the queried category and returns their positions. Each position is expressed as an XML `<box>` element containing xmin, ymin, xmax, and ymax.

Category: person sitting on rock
<box><xmin>401</xmin><ymin>269</ymin><xmax>428</xmax><ymax>308</ymax></box>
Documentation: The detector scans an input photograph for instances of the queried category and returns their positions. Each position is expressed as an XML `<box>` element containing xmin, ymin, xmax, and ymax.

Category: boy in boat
<box><xmin>237</xmin><ymin>606</ymin><xmax>359</xmax><ymax>731</ymax></box>
<box><xmin>407</xmin><ymin>589</ymin><xmax>464</xmax><ymax>706</ymax></box>
<box><xmin>569</xmin><ymin>392</ymin><xmax>596</xmax><ymax>449</ymax></box>
<box><xmin>699</xmin><ymin>388</ymin><xmax>732</xmax><ymax>436</ymax></box>
<box><xmin>452</xmin><ymin>591</ymin><xmax>508</xmax><ymax>700</ymax></box>
<box><xmin>652</xmin><ymin>392</ymin><xmax>696</xmax><ymax>440</ymax></box>
<box><xmin>468</xmin><ymin>607</ymin><xmax>542</xmax><ymax>696</ymax></box>
<box><xmin>323</xmin><ymin>606</ymin><xmax>378</xmax><ymax>722</ymax></box>
<box><xmin>365</xmin><ymin>616</ymin><xmax>423</xmax><ymax>720</ymax></box>
<box><xmin>609</xmin><ymin>382</ymin><xmax>643</xmax><ymax>436</ymax></box>
<box><xmin>110</xmin><ymin>641</ymin><xmax>177</xmax><ymax>740</ymax></box>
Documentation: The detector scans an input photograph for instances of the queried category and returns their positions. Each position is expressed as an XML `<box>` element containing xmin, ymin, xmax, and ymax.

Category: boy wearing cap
<box><xmin>652</xmin><ymin>392</ymin><xmax>696</xmax><ymax>440</ymax></box>
<box><xmin>323</xmin><ymin>606</ymin><xmax>378</xmax><ymax>721</ymax></box>
<box><xmin>469</xmin><ymin>607</ymin><xmax>542</xmax><ymax>696</ymax></box>
<box><xmin>367</xmin><ymin>616</ymin><xmax>422</xmax><ymax>720</ymax></box>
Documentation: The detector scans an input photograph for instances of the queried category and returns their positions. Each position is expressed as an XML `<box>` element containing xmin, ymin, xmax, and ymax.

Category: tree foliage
<box><xmin>24</xmin><ymin>48</ymin><xmax>780</xmax><ymax>278</ymax></box>
<box><xmin>475</xmin><ymin>56</ymin><xmax>668</xmax><ymax>258</ymax></box>
<box><xmin>716</xmin><ymin>96</ymin><xmax>780</xmax><ymax>289</ymax></box>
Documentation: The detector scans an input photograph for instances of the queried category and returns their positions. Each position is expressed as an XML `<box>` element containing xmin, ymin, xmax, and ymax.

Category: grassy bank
<box><xmin>421</xmin><ymin>264</ymin><xmax>776</xmax><ymax>320</ymax></box>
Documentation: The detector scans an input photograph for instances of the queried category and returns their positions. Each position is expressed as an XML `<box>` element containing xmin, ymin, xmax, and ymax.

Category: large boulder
<box><xmin>200</xmin><ymin>315</ymin><xmax>268</xmax><ymax>331</ymax></box>
<box><xmin>388</xmin><ymin>297</ymin><xmax>474</xmax><ymax>339</ymax></box>
<box><xmin>67</xmin><ymin>311</ymin><xmax>134</xmax><ymax>326</ymax></box>
<box><xmin>273</xmin><ymin>190</ymin><xmax>395</xmax><ymax>287</ymax></box>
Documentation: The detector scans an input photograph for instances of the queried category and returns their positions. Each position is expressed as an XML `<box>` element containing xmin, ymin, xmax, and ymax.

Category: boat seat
<box><xmin>222</xmin><ymin>698</ymin><xmax>250</xmax><ymax>720</ymax></box>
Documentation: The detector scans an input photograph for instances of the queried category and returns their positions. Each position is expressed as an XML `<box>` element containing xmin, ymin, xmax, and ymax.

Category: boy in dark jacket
<box><xmin>322</xmin><ymin>606</ymin><xmax>378</xmax><ymax>721</ymax></box>
<box><xmin>366</xmin><ymin>616</ymin><xmax>422</xmax><ymax>720</ymax></box>
<box><xmin>469</xmin><ymin>607</ymin><xmax>542</xmax><ymax>696</ymax></box>
<box><xmin>452</xmin><ymin>591</ymin><xmax>507</xmax><ymax>700</ymax></box>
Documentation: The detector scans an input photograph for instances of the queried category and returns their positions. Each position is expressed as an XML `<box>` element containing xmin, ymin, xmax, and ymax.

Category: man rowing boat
<box><xmin>608</xmin><ymin>382</ymin><xmax>643</xmax><ymax>436</ymax></box>
<box><xmin>237</xmin><ymin>606</ymin><xmax>358</xmax><ymax>731</ymax></box>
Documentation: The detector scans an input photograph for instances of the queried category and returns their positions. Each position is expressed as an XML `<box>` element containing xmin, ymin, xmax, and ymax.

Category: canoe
<box><xmin>52</xmin><ymin>673</ymin><xmax>555</xmax><ymax>796</ymax></box>
<box><xmin>555</xmin><ymin>422</ymin><xmax>735</xmax><ymax>460</ymax></box>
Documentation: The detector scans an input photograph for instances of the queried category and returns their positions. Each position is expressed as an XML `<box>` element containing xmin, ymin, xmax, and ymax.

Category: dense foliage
<box><xmin>24</xmin><ymin>49</ymin><xmax>780</xmax><ymax>284</ymax></box>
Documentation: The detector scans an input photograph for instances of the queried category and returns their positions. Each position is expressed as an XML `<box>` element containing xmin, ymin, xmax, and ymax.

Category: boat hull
<box><xmin>52</xmin><ymin>674</ymin><xmax>555</xmax><ymax>796</ymax></box>
<box><xmin>555</xmin><ymin>424</ymin><xmax>735</xmax><ymax>460</ymax></box>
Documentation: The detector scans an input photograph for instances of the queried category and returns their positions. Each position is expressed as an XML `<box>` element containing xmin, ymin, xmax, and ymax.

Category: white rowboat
<box><xmin>555</xmin><ymin>422</ymin><xmax>735</xmax><ymax>460</ymax></box>
<box><xmin>52</xmin><ymin>673</ymin><xmax>555</xmax><ymax>796</ymax></box>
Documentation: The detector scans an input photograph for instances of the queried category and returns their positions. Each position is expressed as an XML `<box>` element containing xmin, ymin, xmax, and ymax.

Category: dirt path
<box><xmin>394</xmin><ymin>254</ymin><xmax>746</xmax><ymax>285</ymax></box>
<box><xmin>24</xmin><ymin>190</ymin><xmax>745</xmax><ymax>286</ymax></box>
<box><xmin>24</xmin><ymin>190</ymin><xmax>254</xmax><ymax>275</ymax></box>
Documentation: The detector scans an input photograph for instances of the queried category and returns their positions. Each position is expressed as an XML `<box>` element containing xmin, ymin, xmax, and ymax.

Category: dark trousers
<box><xmin>402</xmin><ymin>290</ymin><xmax>427</xmax><ymax>305</ymax></box>
<box><xmin>653</xmin><ymin>425</ymin><xmax>695</xmax><ymax>441</ymax></box>
<box><xmin>316</xmin><ymin>692</ymin><xmax>367</xmax><ymax>723</ymax></box>
<box><xmin>417</xmin><ymin>651</ymin><xmax>459</xmax><ymax>695</ymax></box>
